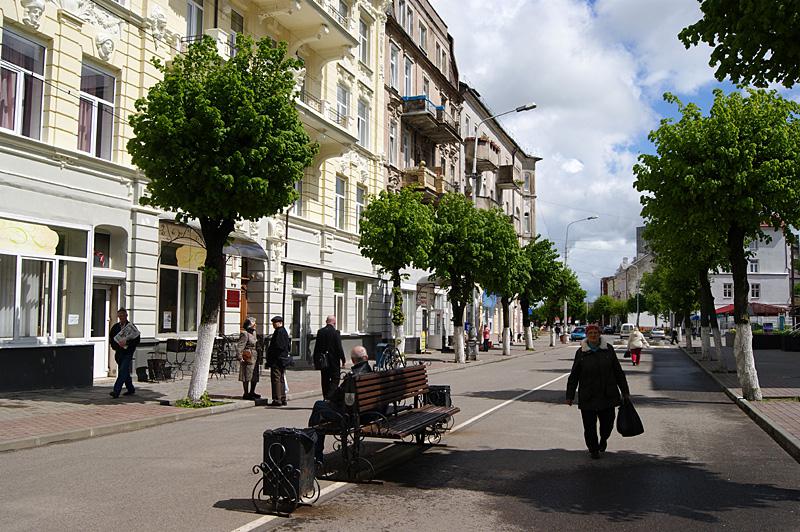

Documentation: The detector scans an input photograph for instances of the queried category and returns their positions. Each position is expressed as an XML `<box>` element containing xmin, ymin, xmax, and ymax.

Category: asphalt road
<box><xmin>1</xmin><ymin>342</ymin><xmax>799</xmax><ymax>531</ymax></box>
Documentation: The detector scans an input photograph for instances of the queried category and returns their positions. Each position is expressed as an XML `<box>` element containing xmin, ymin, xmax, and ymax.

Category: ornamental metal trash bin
<box><xmin>425</xmin><ymin>384</ymin><xmax>452</xmax><ymax>407</ymax></box>
<box><xmin>262</xmin><ymin>427</ymin><xmax>317</xmax><ymax>498</ymax></box>
<box><xmin>374</xmin><ymin>342</ymin><xmax>389</xmax><ymax>368</ymax></box>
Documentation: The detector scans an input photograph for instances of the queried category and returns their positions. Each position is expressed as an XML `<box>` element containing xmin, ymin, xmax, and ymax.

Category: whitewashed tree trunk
<box><xmin>525</xmin><ymin>326</ymin><xmax>533</xmax><ymax>350</ymax></box>
<box><xmin>685</xmin><ymin>330</ymin><xmax>693</xmax><ymax>350</ymax></box>
<box><xmin>700</xmin><ymin>326</ymin><xmax>710</xmax><ymax>360</ymax></box>
<box><xmin>188</xmin><ymin>319</ymin><xmax>217</xmax><ymax>401</ymax></box>
<box><xmin>734</xmin><ymin>323</ymin><xmax>763</xmax><ymax>400</ymax></box>
<box><xmin>393</xmin><ymin>323</ymin><xmax>405</xmax><ymax>355</ymax></box>
<box><xmin>549</xmin><ymin>328</ymin><xmax>555</xmax><ymax>347</ymax></box>
<box><xmin>453</xmin><ymin>325</ymin><xmax>465</xmax><ymax>363</ymax></box>
<box><xmin>677</xmin><ymin>326</ymin><xmax>683</xmax><ymax>343</ymax></box>
<box><xmin>711</xmin><ymin>326</ymin><xmax>725</xmax><ymax>371</ymax></box>
<box><xmin>503</xmin><ymin>327</ymin><xmax>511</xmax><ymax>355</ymax></box>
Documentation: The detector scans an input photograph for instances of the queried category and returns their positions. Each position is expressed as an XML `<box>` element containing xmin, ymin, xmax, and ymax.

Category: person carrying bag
<box><xmin>313</xmin><ymin>315</ymin><xmax>346</xmax><ymax>399</ymax></box>
<box><xmin>616</xmin><ymin>397</ymin><xmax>645</xmax><ymax>437</ymax></box>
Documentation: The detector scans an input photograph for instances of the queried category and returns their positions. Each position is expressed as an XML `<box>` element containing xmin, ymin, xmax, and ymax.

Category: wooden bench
<box><xmin>317</xmin><ymin>363</ymin><xmax>459</xmax><ymax>480</ymax></box>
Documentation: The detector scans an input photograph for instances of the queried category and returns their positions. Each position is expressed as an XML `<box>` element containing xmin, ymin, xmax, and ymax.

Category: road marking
<box><xmin>230</xmin><ymin>482</ymin><xmax>348</xmax><ymax>532</ymax></box>
<box><xmin>450</xmin><ymin>372</ymin><xmax>570</xmax><ymax>434</ymax></box>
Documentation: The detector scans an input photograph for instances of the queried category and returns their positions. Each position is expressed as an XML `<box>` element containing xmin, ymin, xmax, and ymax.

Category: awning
<box><xmin>158</xmin><ymin>215</ymin><xmax>268</xmax><ymax>261</ymax></box>
<box><xmin>715</xmin><ymin>303</ymin><xmax>788</xmax><ymax>316</ymax></box>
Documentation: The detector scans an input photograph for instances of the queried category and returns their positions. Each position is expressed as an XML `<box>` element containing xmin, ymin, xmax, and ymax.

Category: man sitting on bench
<box><xmin>308</xmin><ymin>345</ymin><xmax>374</xmax><ymax>463</ymax></box>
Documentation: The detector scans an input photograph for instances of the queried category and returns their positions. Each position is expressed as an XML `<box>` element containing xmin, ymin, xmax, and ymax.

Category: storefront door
<box><xmin>90</xmin><ymin>284</ymin><xmax>119</xmax><ymax>377</ymax></box>
<box><xmin>290</xmin><ymin>297</ymin><xmax>308</xmax><ymax>363</ymax></box>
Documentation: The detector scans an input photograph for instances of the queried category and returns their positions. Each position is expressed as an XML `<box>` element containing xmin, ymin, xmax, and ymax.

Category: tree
<box><xmin>634</xmin><ymin>89</ymin><xmax>800</xmax><ymax>400</ymax></box>
<box><xmin>542</xmin><ymin>265</ymin><xmax>586</xmax><ymax>345</ymax></box>
<box><xmin>358</xmin><ymin>188</ymin><xmax>433</xmax><ymax>347</ymax></box>
<box><xmin>520</xmin><ymin>236</ymin><xmax>560</xmax><ymax>349</ymax></box>
<box><xmin>626</xmin><ymin>293</ymin><xmax>647</xmax><ymax>327</ymax></box>
<box><xmin>610</xmin><ymin>299</ymin><xmax>629</xmax><ymax>325</ymax></box>
<box><xmin>589</xmin><ymin>295</ymin><xmax>615</xmax><ymax>325</ymax></box>
<box><xmin>477</xmin><ymin>209</ymin><xmax>529</xmax><ymax>356</ymax></box>
<box><xmin>429</xmin><ymin>193</ymin><xmax>488</xmax><ymax>363</ymax></box>
<box><xmin>679</xmin><ymin>2</ymin><xmax>800</xmax><ymax>88</ymax></box>
<box><xmin>128</xmin><ymin>36</ymin><xmax>316</xmax><ymax>401</ymax></box>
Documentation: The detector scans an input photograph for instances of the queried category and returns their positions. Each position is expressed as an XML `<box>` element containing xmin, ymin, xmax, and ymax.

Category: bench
<box><xmin>316</xmin><ymin>363</ymin><xmax>460</xmax><ymax>480</ymax></box>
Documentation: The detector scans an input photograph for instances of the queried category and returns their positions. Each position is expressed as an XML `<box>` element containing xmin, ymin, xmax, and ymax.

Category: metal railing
<box><xmin>327</xmin><ymin>107</ymin><xmax>349</xmax><ymax>128</ymax></box>
<box><xmin>297</xmin><ymin>89</ymin><xmax>323</xmax><ymax>113</ymax></box>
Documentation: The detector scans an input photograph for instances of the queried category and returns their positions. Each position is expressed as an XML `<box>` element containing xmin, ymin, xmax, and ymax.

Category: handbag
<box><xmin>616</xmin><ymin>398</ymin><xmax>644</xmax><ymax>437</ymax></box>
<box><xmin>313</xmin><ymin>349</ymin><xmax>329</xmax><ymax>371</ymax></box>
<box><xmin>623</xmin><ymin>349</ymin><xmax>631</xmax><ymax>358</ymax></box>
<box><xmin>241</xmin><ymin>350</ymin><xmax>253</xmax><ymax>364</ymax></box>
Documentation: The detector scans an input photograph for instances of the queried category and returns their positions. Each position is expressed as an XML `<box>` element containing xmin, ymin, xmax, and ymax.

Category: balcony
<box><xmin>401</xmin><ymin>96</ymin><xmax>461</xmax><ymax>144</ymax></box>
<box><xmin>181</xmin><ymin>28</ymin><xmax>234</xmax><ymax>59</ymax></box>
<box><xmin>254</xmin><ymin>0</ymin><xmax>357</xmax><ymax>63</ymax></box>
<box><xmin>295</xmin><ymin>88</ymin><xmax>357</xmax><ymax>173</ymax></box>
<box><xmin>496</xmin><ymin>165</ymin><xmax>522</xmax><ymax>189</ymax></box>
<box><xmin>465</xmin><ymin>137</ymin><xmax>500</xmax><ymax>173</ymax></box>
<box><xmin>473</xmin><ymin>195</ymin><xmax>500</xmax><ymax>211</ymax></box>
<box><xmin>401</xmin><ymin>162</ymin><xmax>451</xmax><ymax>199</ymax></box>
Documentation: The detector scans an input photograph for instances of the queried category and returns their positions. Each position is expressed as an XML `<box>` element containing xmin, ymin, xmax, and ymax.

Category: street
<box><xmin>1</xmin><ymin>343</ymin><xmax>799</xmax><ymax>531</ymax></box>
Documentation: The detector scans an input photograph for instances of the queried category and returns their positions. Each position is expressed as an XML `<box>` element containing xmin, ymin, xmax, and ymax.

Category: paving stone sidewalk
<box><xmin>0</xmin><ymin>336</ymin><xmax>556</xmax><ymax>452</ymax></box>
<box><xmin>684</xmin><ymin>344</ymin><xmax>800</xmax><ymax>462</ymax></box>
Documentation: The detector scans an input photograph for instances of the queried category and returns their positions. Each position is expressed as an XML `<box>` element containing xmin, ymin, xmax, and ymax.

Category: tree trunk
<box><xmin>521</xmin><ymin>295</ymin><xmax>533</xmax><ymax>350</ymax></box>
<box><xmin>501</xmin><ymin>296</ymin><xmax>511</xmax><ymax>356</ymax></box>
<box><xmin>451</xmin><ymin>298</ymin><xmax>465</xmax><ymax>363</ymax></box>
<box><xmin>700</xmin><ymin>326</ymin><xmax>710</xmax><ymax>360</ymax></box>
<box><xmin>698</xmin><ymin>271</ymin><xmax>711</xmax><ymax>360</ymax></box>
<box><xmin>728</xmin><ymin>226</ymin><xmax>762</xmax><ymax>400</ymax></box>
<box><xmin>684</xmin><ymin>313</ymin><xmax>693</xmax><ymax>350</ymax></box>
<box><xmin>674</xmin><ymin>312</ymin><xmax>683</xmax><ymax>343</ymax></box>
<box><xmin>391</xmin><ymin>273</ymin><xmax>405</xmax><ymax>353</ymax></box>
<box><xmin>188</xmin><ymin>219</ymin><xmax>233</xmax><ymax>402</ymax></box>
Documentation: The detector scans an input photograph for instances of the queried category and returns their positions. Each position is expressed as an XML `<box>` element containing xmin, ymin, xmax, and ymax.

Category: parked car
<box><xmin>602</xmin><ymin>326</ymin><xmax>615</xmax><ymax>334</ymax></box>
<box><xmin>619</xmin><ymin>323</ymin><xmax>635</xmax><ymax>338</ymax></box>
<box><xmin>570</xmin><ymin>326</ymin><xmax>587</xmax><ymax>342</ymax></box>
<box><xmin>650</xmin><ymin>327</ymin><xmax>666</xmax><ymax>340</ymax></box>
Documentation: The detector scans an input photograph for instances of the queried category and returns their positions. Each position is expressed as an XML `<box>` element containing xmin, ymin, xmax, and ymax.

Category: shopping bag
<box><xmin>616</xmin><ymin>398</ymin><xmax>644</xmax><ymax>437</ymax></box>
<box><xmin>623</xmin><ymin>349</ymin><xmax>631</xmax><ymax>358</ymax></box>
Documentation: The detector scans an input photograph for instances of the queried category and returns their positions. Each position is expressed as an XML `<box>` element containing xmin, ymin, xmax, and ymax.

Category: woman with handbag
<box><xmin>627</xmin><ymin>326</ymin><xmax>650</xmax><ymax>366</ymax></box>
<box><xmin>566</xmin><ymin>324</ymin><xmax>630</xmax><ymax>459</ymax></box>
<box><xmin>237</xmin><ymin>318</ymin><xmax>259</xmax><ymax>400</ymax></box>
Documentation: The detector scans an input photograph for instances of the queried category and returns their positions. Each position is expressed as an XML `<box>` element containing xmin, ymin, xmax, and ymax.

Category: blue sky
<box><xmin>435</xmin><ymin>0</ymin><xmax>799</xmax><ymax>299</ymax></box>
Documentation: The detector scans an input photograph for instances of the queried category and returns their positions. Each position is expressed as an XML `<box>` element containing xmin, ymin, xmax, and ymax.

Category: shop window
<box><xmin>158</xmin><ymin>242</ymin><xmax>202</xmax><ymax>334</ymax></box>
<box><xmin>57</xmin><ymin>261</ymin><xmax>86</xmax><ymax>338</ymax></box>
<box><xmin>0</xmin><ymin>28</ymin><xmax>45</xmax><ymax>140</ymax></box>
<box><xmin>0</xmin><ymin>254</ymin><xmax>16</xmax><ymax>338</ymax></box>
<box><xmin>292</xmin><ymin>270</ymin><xmax>303</xmax><ymax>290</ymax></box>
<box><xmin>403</xmin><ymin>290</ymin><xmax>415</xmax><ymax>335</ymax></box>
<box><xmin>20</xmin><ymin>258</ymin><xmax>53</xmax><ymax>337</ymax></box>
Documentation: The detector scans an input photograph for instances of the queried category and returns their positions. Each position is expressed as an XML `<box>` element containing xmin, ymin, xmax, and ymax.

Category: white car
<box><xmin>650</xmin><ymin>328</ymin><xmax>666</xmax><ymax>340</ymax></box>
<box><xmin>619</xmin><ymin>323</ymin><xmax>635</xmax><ymax>338</ymax></box>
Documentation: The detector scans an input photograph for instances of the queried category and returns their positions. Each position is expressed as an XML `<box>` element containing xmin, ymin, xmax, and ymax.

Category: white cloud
<box><xmin>434</xmin><ymin>0</ymin><xmax>720</xmax><ymax>300</ymax></box>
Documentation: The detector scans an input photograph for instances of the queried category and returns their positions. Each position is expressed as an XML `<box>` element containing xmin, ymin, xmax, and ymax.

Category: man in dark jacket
<box><xmin>566</xmin><ymin>324</ymin><xmax>630</xmax><ymax>459</ymax></box>
<box><xmin>266</xmin><ymin>316</ymin><xmax>291</xmax><ymax>406</ymax></box>
<box><xmin>308</xmin><ymin>345</ymin><xmax>373</xmax><ymax>462</ymax></box>
<box><xmin>313</xmin><ymin>315</ymin><xmax>346</xmax><ymax>399</ymax></box>
<box><xmin>109</xmin><ymin>308</ymin><xmax>140</xmax><ymax>398</ymax></box>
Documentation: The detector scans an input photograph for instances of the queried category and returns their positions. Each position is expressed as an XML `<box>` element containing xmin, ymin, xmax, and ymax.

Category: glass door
<box><xmin>291</xmin><ymin>297</ymin><xmax>308</xmax><ymax>362</ymax></box>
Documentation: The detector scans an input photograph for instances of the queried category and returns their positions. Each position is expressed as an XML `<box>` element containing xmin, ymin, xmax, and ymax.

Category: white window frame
<box><xmin>406</xmin><ymin>7</ymin><xmax>414</xmax><ymax>35</ymax></box>
<box><xmin>419</xmin><ymin>22</ymin><xmax>427</xmax><ymax>52</ymax></box>
<box><xmin>291</xmin><ymin>178</ymin><xmax>303</xmax><ymax>216</ymax></box>
<box><xmin>359</xmin><ymin>18</ymin><xmax>370</xmax><ymax>64</ymax></box>
<box><xmin>334</xmin><ymin>277</ymin><xmax>346</xmax><ymax>330</ymax></box>
<box><xmin>751</xmin><ymin>283</ymin><xmax>761</xmax><ymax>299</ymax></box>
<box><xmin>354</xmin><ymin>280</ymin><xmax>365</xmax><ymax>332</ymax></box>
<box><xmin>403</xmin><ymin>290</ymin><xmax>416</xmax><ymax>335</ymax></box>
<box><xmin>749</xmin><ymin>259</ymin><xmax>759</xmax><ymax>273</ymax></box>
<box><xmin>158</xmin><ymin>257</ymin><xmax>202</xmax><ymax>335</ymax></box>
<box><xmin>292</xmin><ymin>270</ymin><xmax>304</xmax><ymax>290</ymax></box>
<box><xmin>337</xmin><ymin>0</ymin><xmax>350</xmax><ymax>20</ymax></box>
<box><xmin>402</xmin><ymin>129</ymin><xmax>411</xmax><ymax>167</ymax></box>
<box><xmin>388</xmin><ymin>120</ymin><xmax>397</xmax><ymax>165</ymax></box>
<box><xmin>435</xmin><ymin>41</ymin><xmax>442</xmax><ymax>69</ymax></box>
<box><xmin>356</xmin><ymin>185</ymin><xmax>366</xmax><ymax>234</ymax></box>
<box><xmin>723</xmin><ymin>283</ymin><xmax>732</xmax><ymax>298</ymax></box>
<box><xmin>422</xmin><ymin>76</ymin><xmax>430</xmax><ymax>97</ymax></box>
<box><xmin>389</xmin><ymin>45</ymin><xmax>399</xmax><ymax>89</ymax></box>
<box><xmin>336</xmin><ymin>83</ymin><xmax>350</xmax><ymax>120</ymax></box>
<box><xmin>398</xmin><ymin>0</ymin><xmax>406</xmax><ymax>27</ymax></box>
<box><xmin>523</xmin><ymin>212</ymin><xmax>531</xmax><ymax>234</ymax></box>
<box><xmin>229</xmin><ymin>9</ymin><xmax>244</xmax><ymax>56</ymax></box>
<box><xmin>335</xmin><ymin>176</ymin><xmax>346</xmax><ymax>230</ymax></box>
<box><xmin>0</xmin><ymin>28</ymin><xmax>45</xmax><ymax>140</ymax></box>
<box><xmin>78</xmin><ymin>64</ymin><xmax>116</xmax><ymax>160</ymax></box>
<box><xmin>357</xmin><ymin>99</ymin><xmax>370</xmax><ymax>148</ymax></box>
<box><xmin>187</xmin><ymin>0</ymin><xmax>204</xmax><ymax>37</ymax></box>
<box><xmin>404</xmin><ymin>57</ymin><xmax>413</xmax><ymax>96</ymax></box>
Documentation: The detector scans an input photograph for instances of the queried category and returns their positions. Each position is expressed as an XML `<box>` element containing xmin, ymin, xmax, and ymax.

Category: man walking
<box><xmin>266</xmin><ymin>316</ymin><xmax>291</xmax><ymax>406</ymax></box>
<box><xmin>313</xmin><ymin>315</ymin><xmax>346</xmax><ymax>399</ymax></box>
<box><xmin>109</xmin><ymin>308</ymin><xmax>140</xmax><ymax>398</ymax></box>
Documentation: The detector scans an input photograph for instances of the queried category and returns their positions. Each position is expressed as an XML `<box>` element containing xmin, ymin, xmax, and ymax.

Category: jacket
<box><xmin>330</xmin><ymin>360</ymin><xmax>373</xmax><ymax>407</ymax></box>
<box><xmin>237</xmin><ymin>330</ymin><xmax>257</xmax><ymax>364</ymax></box>
<box><xmin>313</xmin><ymin>324</ymin><xmax>346</xmax><ymax>369</ymax></box>
<box><xmin>566</xmin><ymin>339</ymin><xmax>630</xmax><ymax>410</ymax></box>
<box><xmin>266</xmin><ymin>326</ymin><xmax>291</xmax><ymax>368</ymax></box>
<box><xmin>627</xmin><ymin>330</ymin><xmax>650</xmax><ymax>350</ymax></box>
<box><xmin>109</xmin><ymin>321</ymin><xmax>140</xmax><ymax>362</ymax></box>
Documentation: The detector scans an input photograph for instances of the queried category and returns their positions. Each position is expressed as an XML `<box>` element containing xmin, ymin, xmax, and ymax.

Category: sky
<box><xmin>434</xmin><ymin>0</ymin><xmax>799</xmax><ymax>300</ymax></box>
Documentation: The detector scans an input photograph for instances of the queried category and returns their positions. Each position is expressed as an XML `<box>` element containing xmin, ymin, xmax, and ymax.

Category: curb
<box><xmin>0</xmin><ymin>347</ymin><xmax>549</xmax><ymax>453</ymax></box>
<box><xmin>679</xmin><ymin>346</ymin><xmax>800</xmax><ymax>464</ymax></box>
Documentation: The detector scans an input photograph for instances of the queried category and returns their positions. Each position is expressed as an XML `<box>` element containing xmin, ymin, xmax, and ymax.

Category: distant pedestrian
<box><xmin>266</xmin><ymin>316</ymin><xmax>291</xmax><ymax>406</ymax></box>
<box><xmin>237</xmin><ymin>317</ymin><xmax>259</xmax><ymax>400</ymax></box>
<box><xmin>482</xmin><ymin>325</ymin><xmax>490</xmax><ymax>352</ymax></box>
<box><xmin>109</xmin><ymin>308</ymin><xmax>140</xmax><ymax>398</ymax></box>
<box><xmin>313</xmin><ymin>315</ymin><xmax>346</xmax><ymax>399</ymax></box>
<box><xmin>670</xmin><ymin>328</ymin><xmax>678</xmax><ymax>345</ymax></box>
<box><xmin>566</xmin><ymin>324</ymin><xmax>630</xmax><ymax>459</ymax></box>
<box><xmin>627</xmin><ymin>326</ymin><xmax>650</xmax><ymax>366</ymax></box>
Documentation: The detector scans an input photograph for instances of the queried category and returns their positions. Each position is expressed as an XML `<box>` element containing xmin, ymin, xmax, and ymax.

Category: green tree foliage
<box><xmin>610</xmin><ymin>298</ymin><xmax>628</xmax><ymax>324</ymax></box>
<box><xmin>541</xmin><ymin>265</ymin><xmax>586</xmax><ymax>325</ymax></box>
<box><xmin>358</xmin><ymin>188</ymin><xmax>433</xmax><ymax>330</ymax></box>
<box><xmin>679</xmin><ymin>1</ymin><xmax>800</xmax><ymax>88</ymax></box>
<box><xmin>519</xmin><ymin>236</ymin><xmax>561</xmax><ymax>330</ymax></box>
<box><xmin>588</xmin><ymin>295</ymin><xmax>615</xmax><ymax>324</ymax></box>
<box><xmin>128</xmin><ymin>36</ymin><xmax>316</xmax><ymax>401</ymax></box>
<box><xmin>634</xmin><ymin>88</ymin><xmax>800</xmax><ymax>400</ymax></box>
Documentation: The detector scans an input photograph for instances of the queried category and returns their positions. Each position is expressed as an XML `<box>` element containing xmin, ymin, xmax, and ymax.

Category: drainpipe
<box><xmin>214</xmin><ymin>0</ymin><xmax>219</xmax><ymax>28</ymax></box>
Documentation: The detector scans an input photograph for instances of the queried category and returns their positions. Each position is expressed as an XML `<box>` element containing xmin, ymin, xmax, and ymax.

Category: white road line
<box><xmin>450</xmin><ymin>372</ymin><xmax>570</xmax><ymax>434</ymax></box>
<box><xmin>230</xmin><ymin>482</ymin><xmax>348</xmax><ymax>532</ymax></box>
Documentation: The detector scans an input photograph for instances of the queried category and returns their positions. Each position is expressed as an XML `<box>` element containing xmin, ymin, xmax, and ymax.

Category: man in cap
<box><xmin>266</xmin><ymin>316</ymin><xmax>291</xmax><ymax>406</ymax></box>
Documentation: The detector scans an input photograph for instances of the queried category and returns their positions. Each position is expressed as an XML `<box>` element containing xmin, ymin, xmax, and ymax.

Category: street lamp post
<box><xmin>563</xmin><ymin>216</ymin><xmax>598</xmax><ymax>337</ymax></box>
<box><xmin>465</xmin><ymin>102</ymin><xmax>537</xmax><ymax>362</ymax></box>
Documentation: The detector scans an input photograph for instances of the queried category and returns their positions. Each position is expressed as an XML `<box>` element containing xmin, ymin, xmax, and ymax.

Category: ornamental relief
<box><xmin>48</xmin><ymin>0</ymin><xmax>124</xmax><ymax>61</ymax></box>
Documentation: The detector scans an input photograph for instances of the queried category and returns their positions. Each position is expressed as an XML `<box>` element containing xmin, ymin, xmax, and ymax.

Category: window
<box><xmin>292</xmin><ymin>270</ymin><xmax>303</xmax><ymax>290</ymax></box>
<box><xmin>291</xmin><ymin>178</ymin><xmax>303</xmax><ymax>216</ymax></box>
<box><xmin>465</xmin><ymin>116</ymin><xmax>471</xmax><ymax>136</ymax></box>
<box><xmin>355</xmin><ymin>281</ymin><xmax>365</xmax><ymax>332</ymax></box>
<box><xmin>450</xmin><ymin>162</ymin><xmax>455</xmax><ymax>181</ymax></box>
<box><xmin>335</xmin><ymin>177</ymin><xmax>346</xmax><ymax>229</ymax></box>
<box><xmin>523</xmin><ymin>212</ymin><xmax>531</xmax><ymax>234</ymax></box>
<box><xmin>356</xmin><ymin>185</ymin><xmax>366</xmax><ymax>234</ymax></box>
<box><xmin>229</xmin><ymin>10</ymin><xmax>243</xmax><ymax>56</ymax></box>
<box><xmin>186</xmin><ymin>0</ymin><xmax>204</xmax><ymax>37</ymax></box>
<box><xmin>158</xmin><ymin>242</ymin><xmax>202</xmax><ymax>334</ymax></box>
<box><xmin>748</xmin><ymin>240</ymin><xmax>759</xmax><ymax>251</ymax></box>
<box><xmin>523</xmin><ymin>171</ymin><xmax>531</xmax><ymax>192</ymax></box>
<box><xmin>334</xmin><ymin>278</ymin><xmax>346</xmax><ymax>330</ymax></box>
<box><xmin>388</xmin><ymin>120</ymin><xmax>397</xmax><ymax>165</ymax></box>
<box><xmin>398</xmin><ymin>0</ymin><xmax>406</xmax><ymax>27</ymax></box>
<box><xmin>723</xmin><ymin>283</ymin><xmax>732</xmax><ymax>298</ymax></box>
<box><xmin>78</xmin><ymin>65</ymin><xmax>115</xmax><ymax>160</ymax></box>
<box><xmin>402</xmin><ymin>129</ymin><xmax>411</xmax><ymax>167</ymax></box>
<box><xmin>0</xmin><ymin>29</ymin><xmax>44</xmax><ymax>140</ymax></box>
<box><xmin>403</xmin><ymin>291</ymin><xmax>416</xmax><ymax>335</ymax></box>
<box><xmin>357</xmin><ymin>99</ymin><xmax>369</xmax><ymax>148</ymax></box>
<box><xmin>422</xmin><ymin>77</ymin><xmax>430</xmax><ymax>97</ymax></box>
<box><xmin>0</xmin><ymin>254</ymin><xmax>16</xmax><ymax>338</ymax></box>
<box><xmin>359</xmin><ymin>18</ymin><xmax>370</xmax><ymax>64</ymax></box>
<box><xmin>93</xmin><ymin>232</ymin><xmax>110</xmax><ymax>268</ymax></box>
<box><xmin>338</xmin><ymin>0</ymin><xmax>349</xmax><ymax>19</ymax></box>
<box><xmin>336</xmin><ymin>83</ymin><xmax>350</xmax><ymax>120</ymax></box>
<box><xmin>406</xmin><ymin>7</ymin><xmax>414</xmax><ymax>35</ymax></box>
<box><xmin>441</xmin><ymin>49</ymin><xmax>447</xmax><ymax>75</ymax></box>
<box><xmin>749</xmin><ymin>260</ymin><xmax>759</xmax><ymax>273</ymax></box>
<box><xmin>389</xmin><ymin>45</ymin><xmax>399</xmax><ymax>89</ymax></box>
<box><xmin>419</xmin><ymin>22</ymin><xmax>427</xmax><ymax>52</ymax></box>
<box><xmin>435</xmin><ymin>42</ymin><xmax>442</xmax><ymax>68</ymax></box>
<box><xmin>751</xmin><ymin>283</ymin><xmax>761</xmax><ymax>299</ymax></box>
<box><xmin>404</xmin><ymin>57</ymin><xmax>413</xmax><ymax>96</ymax></box>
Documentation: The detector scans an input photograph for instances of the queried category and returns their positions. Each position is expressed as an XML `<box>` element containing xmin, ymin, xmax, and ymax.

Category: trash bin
<box><xmin>425</xmin><ymin>384</ymin><xmax>452</xmax><ymax>407</ymax></box>
<box><xmin>136</xmin><ymin>367</ymin><xmax>149</xmax><ymax>382</ymax></box>
<box><xmin>262</xmin><ymin>427</ymin><xmax>317</xmax><ymax>498</ymax></box>
<box><xmin>375</xmin><ymin>342</ymin><xmax>389</xmax><ymax>367</ymax></box>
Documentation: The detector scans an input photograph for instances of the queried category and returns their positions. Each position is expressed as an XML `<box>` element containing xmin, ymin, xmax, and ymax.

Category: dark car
<box><xmin>602</xmin><ymin>326</ymin><xmax>614</xmax><ymax>334</ymax></box>
<box><xmin>570</xmin><ymin>327</ymin><xmax>587</xmax><ymax>342</ymax></box>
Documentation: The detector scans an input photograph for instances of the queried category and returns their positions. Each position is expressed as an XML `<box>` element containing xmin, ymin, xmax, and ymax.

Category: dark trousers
<box><xmin>320</xmin><ymin>367</ymin><xmax>340</xmax><ymax>399</ymax></box>
<box><xmin>580</xmin><ymin>407</ymin><xmax>616</xmax><ymax>452</ymax></box>
<box><xmin>270</xmin><ymin>366</ymin><xmax>286</xmax><ymax>403</ymax></box>
<box><xmin>113</xmin><ymin>355</ymin><xmax>135</xmax><ymax>395</ymax></box>
<box><xmin>308</xmin><ymin>400</ymin><xmax>343</xmax><ymax>461</ymax></box>
<box><xmin>482</xmin><ymin>338</ymin><xmax>489</xmax><ymax>351</ymax></box>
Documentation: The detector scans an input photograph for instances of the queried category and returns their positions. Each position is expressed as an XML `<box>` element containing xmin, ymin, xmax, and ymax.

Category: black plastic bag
<box><xmin>616</xmin><ymin>398</ymin><xmax>644</xmax><ymax>437</ymax></box>
<box><xmin>623</xmin><ymin>349</ymin><xmax>631</xmax><ymax>358</ymax></box>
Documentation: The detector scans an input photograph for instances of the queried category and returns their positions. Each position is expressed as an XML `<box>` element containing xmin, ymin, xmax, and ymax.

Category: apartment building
<box><xmin>0</xmin><ymin>0</ymin><xmax>388</xmax><ymax>391</ymax></box>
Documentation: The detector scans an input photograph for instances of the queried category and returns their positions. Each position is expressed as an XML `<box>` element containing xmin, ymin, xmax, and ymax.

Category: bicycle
<box><xmin>378</xmin><ymin>343</ymin><xmax>405</xmax><ymax>370</ymax></box>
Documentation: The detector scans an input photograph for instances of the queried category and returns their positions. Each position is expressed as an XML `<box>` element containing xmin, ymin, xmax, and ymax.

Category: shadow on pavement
<box><xmin>461</xmin><ymin>389</ymin><xmax>730</xmax><ymax>408</ymax></box>
<box><xmin>0</xmin><ymin>386</ymin><xmax>168</xmax><ymax>405</ymax></box>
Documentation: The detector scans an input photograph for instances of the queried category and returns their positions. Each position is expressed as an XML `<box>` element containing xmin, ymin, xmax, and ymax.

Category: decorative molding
<box><xmin>20</xmin><ymin>0</ymin><xmax>46</xmax><ymax>29</ymax></box>
<box><xmin>145</xmin><ymin>5</ymin><xmax>180</xmax><ymax>50</ymax></box>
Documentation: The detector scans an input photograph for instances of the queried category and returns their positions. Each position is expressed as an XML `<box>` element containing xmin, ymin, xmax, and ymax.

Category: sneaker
<box><xmin>109</xmin><ymin>391</ymin><xmax>120</xmax><ymax>398</ymax></box>
<box><xmin>123</xmin><ymin>390</ymin><xmax>135</xmax><ymax>396</ymax></box>
<box><xmin>590</xmin><ymin>451</ymin><xmax>601</xmax><ymax>459</ymax></box>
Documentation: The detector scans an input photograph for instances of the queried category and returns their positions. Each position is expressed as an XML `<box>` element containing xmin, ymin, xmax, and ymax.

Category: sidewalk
<box><xmin>0</xmin><ymin>336</ymin><xmax>557</xmax><ymax>452</ymax></box>
<box><xmin>682</xmin><ymin>345</ymin><xmax>800</xmax><ymax>463</ymax></box>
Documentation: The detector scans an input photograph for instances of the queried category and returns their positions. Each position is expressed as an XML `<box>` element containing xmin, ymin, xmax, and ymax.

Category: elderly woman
<box><xmin>566</xmin><ymin>324</ymin><xmax>630</xmax><ymax>459</ymax></box>
<box><xmin>627</xmin><ymin>326</ymin><xmax>650</xmax><ymax>366</ymax></box>
<box><xmin>237</xmin><ymin>318</ymin><xmax>259</xmax><ymax>400</ymax></box>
